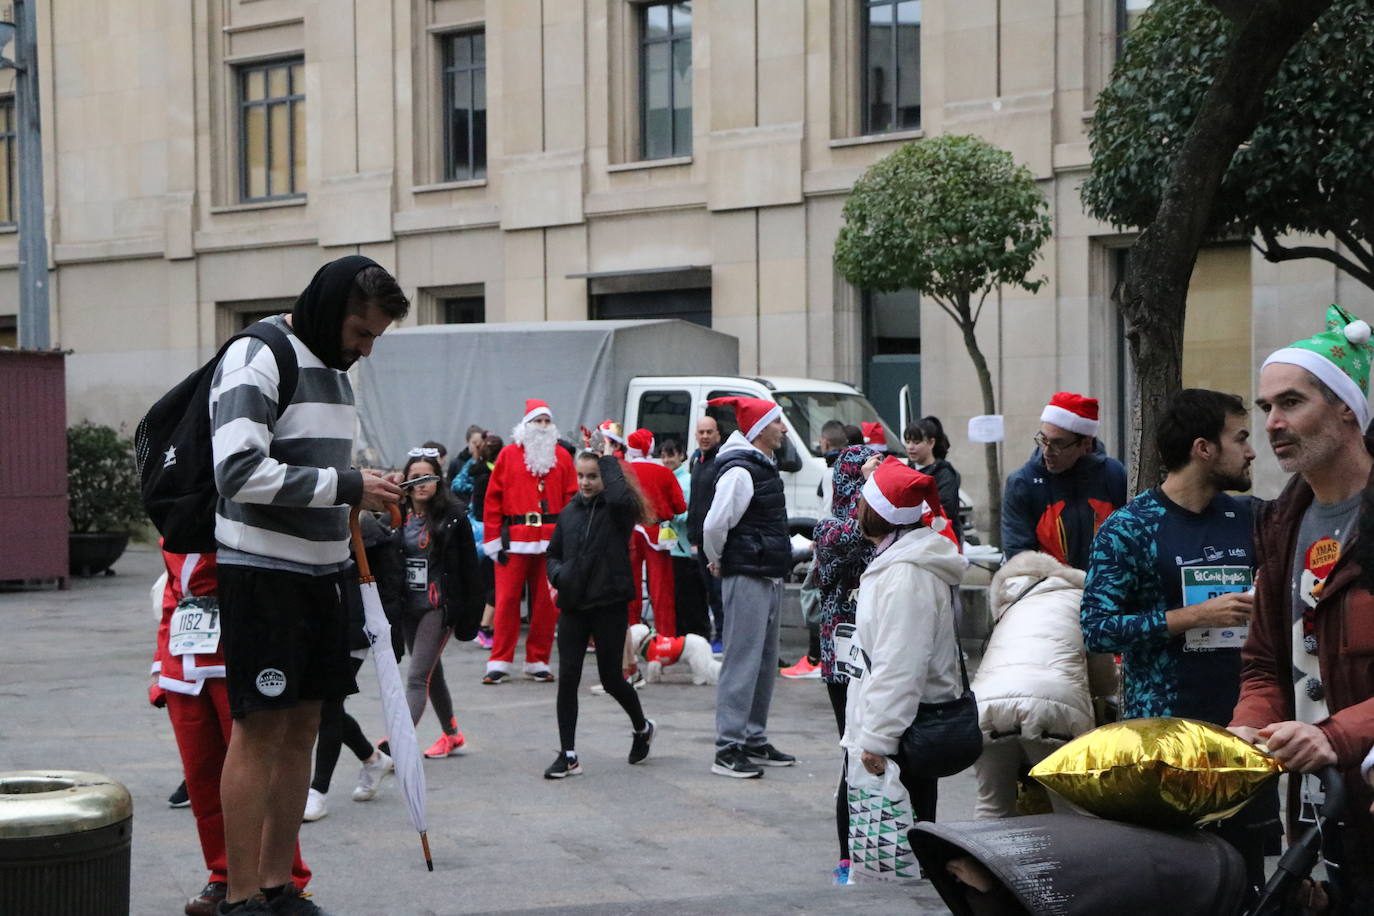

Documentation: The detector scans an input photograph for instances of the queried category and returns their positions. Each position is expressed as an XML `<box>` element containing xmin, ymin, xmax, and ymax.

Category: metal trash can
<box><xmin>0</xmin><ymin>770</ymin><xmax>132</xmax><ymax>915</ymax></box>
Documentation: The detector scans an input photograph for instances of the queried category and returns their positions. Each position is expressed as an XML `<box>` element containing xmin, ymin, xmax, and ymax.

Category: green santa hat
<box><xmin>1262</xmin><ymin>304</ymin><xmax>1373</xmax><ymax>429</ymax></box>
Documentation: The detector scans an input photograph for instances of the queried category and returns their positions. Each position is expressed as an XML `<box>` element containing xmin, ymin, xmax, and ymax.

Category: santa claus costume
<box><xmin>481</xmin><ymin>399</ymin><xmax>578</xmax><ymax>682</ymax></box>
<box><xmin>151</xmin><ymin>547</ymin><xmax>310</xmax><ymax>915</ymax></box>
<box><xmin>624</xmin><ymin>428</ymin><xmax>687</xmax><ymax>637</ymax></box>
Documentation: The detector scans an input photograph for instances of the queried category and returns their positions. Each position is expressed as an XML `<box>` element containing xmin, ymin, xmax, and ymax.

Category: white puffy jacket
<box><xmin>842</xmin><ymin>526</ymin><xmax>969</xmax><ymax>757</ymax></box>
<box><xmin>972</xmin><ymin>551</ymin><xmax>1093</xmax><ymax>742</ymax></box>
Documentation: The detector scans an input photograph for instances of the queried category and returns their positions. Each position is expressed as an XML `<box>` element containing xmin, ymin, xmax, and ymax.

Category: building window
<box><xmin>238</xmin><ymin>58</ymin><xmax>305</xmax><ymax>202</ymax></box>
<box><xmin>639</xmin><ymin>2</ymin><xmax>692</xmax><ymax>160</ymax></box>
<box><xmin>0</xmin><ymin>96</ymin><xmax>14</xmax><ymax>225</ymax></box>
<box><xmin>442</xmin><ymin>31</ymin><xmax>486</xmax><ymax>181</ymax></box>
<box><xmin>442</xmin><ymin>295</ymin><xmax>485</xmax><ymax>324</ymax></box>
<box><xmin>862</xmin><ymin>0</ymin><xmax>921</xmax><ymax>135</ymax></box>
<box><xmin>1116</xmin><ymin>0</ymin><xmax>1154</xmax><ymax>56</ymax></box>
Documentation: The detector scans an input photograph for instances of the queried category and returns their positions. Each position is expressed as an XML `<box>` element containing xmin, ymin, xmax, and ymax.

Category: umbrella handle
<box><xmin>349</xmin><ymin>503</ymin><xmax>403</xmax><ymax>583</ymax></box>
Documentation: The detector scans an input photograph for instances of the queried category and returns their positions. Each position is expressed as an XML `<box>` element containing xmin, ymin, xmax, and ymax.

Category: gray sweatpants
<box><xmin>714</xmin><ymin>574</ymin><xmax>784</xmax><ymax>751</ymax></box>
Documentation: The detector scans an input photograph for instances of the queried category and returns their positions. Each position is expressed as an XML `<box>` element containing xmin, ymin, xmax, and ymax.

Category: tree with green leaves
<box><xmin>1081</xmin><ymin>0</ymin><xmax>1343</xmax><ymax>489</ymax></box>
<box><xmin>834</xmin><ymin>134</ymin><xmax>1052</xmax><ymax>545</ymax></box>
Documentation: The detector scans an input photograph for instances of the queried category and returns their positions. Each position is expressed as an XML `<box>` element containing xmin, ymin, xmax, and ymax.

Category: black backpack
<box><xmin>134</xmin><ymin>321</ymin><xmax>299</xmax><ymax>554</ymax></box>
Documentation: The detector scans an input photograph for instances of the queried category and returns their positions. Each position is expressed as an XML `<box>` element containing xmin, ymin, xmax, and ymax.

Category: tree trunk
<box><xmin>1120</xmin><ymin>0</ymin><xmax>1333</xmax><ymax>494</ymax></box>
<box><xmin>955</xmin><ymin>300</ymin><xmax>1002</xmax><ymax>547</ymax></box>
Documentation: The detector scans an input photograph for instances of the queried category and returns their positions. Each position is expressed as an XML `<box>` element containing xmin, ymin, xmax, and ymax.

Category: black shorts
<box><xmin>218</xmin><ymin>564</ymin><xmax>359</xmax><ymax>719</ymax></box>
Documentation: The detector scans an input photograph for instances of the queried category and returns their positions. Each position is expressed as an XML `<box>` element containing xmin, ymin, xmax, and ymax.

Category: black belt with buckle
<box><xmin>505</xmin><ymin>512</ymin><xmax>557</xmax><ymax>528</ymax></box>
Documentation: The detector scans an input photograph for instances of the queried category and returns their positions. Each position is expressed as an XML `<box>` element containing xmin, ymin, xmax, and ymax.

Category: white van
<box><xmin>624</xmin><ymin>375</ymin><xmax>906</xmax><ymax>534</ymax></box>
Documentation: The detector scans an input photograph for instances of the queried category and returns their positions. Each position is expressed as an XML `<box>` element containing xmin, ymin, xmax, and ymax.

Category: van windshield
<box><xmin>773</xmin><ymin>391</ymin><xmax>907</xmax><ymax>459</ymax></box>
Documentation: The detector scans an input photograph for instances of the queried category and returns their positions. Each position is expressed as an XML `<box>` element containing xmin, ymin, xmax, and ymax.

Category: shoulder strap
<box><xmin>235</xmin><ymin>321</ymin><xmax>300</xmax><ymax>419</ymax></box>
<box><xmin>951</xmin><ymin>588</ymin><xmax>972</xmax><ymax>691</ymax></box>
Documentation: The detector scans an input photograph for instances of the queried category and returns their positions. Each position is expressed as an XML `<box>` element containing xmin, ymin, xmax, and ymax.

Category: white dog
<box><xmin>627</xmin><ymin>623</ymin><xmax>721</xmax><ymax>686</ymax></box>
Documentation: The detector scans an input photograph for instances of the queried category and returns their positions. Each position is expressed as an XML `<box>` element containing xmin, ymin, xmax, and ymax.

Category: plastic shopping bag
<box><xmin>846</xmin><ymin>753</ymin><xmax>920</xmax><ymax>882</ymax></box>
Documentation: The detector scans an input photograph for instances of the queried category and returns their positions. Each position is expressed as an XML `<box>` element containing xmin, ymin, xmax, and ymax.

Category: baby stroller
<box><xmin>908</xmin><ymin>766</ymin><xmax>1347</xmax><ymax>916</ymax></box>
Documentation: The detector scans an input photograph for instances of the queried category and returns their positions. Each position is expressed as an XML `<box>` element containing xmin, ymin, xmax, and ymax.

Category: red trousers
<box><xmin>628</xmin><ymin>536</ymin><xmax>676</xmax><ymax>638</ymax></box>
<box><xmin>165</xmin><ymin>679</ymin><xmax>311</xmax><ymax>888</ymax></box>
<box><xmin>490</xmin><ymin>552</ymin><xmax>559</xmax><ymax>665</ymax></box>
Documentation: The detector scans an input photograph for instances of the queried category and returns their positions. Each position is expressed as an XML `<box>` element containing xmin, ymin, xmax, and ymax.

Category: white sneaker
<box><xmin>352</xmin><ymin>751</ymin><xmax>394</xmax><ymax>801</ymax></box>
<box><xmin>303</xmin><ymin>788</ymin><xmax>328</xmax><ymax>822</ymax></box>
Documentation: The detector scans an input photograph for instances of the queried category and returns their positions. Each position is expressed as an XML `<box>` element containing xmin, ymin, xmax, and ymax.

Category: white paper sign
<box><xmin>968</xmin><ymin>415</ymin><xmax>1004</xmax><ymax>443</ymax></box>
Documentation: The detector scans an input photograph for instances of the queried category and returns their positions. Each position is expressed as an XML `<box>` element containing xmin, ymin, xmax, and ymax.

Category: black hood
<box><xmin>290</xmin><ymin>255</ymin><xmax>379</xmax><ymax>370</ymax></box>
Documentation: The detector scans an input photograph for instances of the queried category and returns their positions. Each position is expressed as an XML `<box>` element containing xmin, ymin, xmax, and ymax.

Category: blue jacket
<box><xmin>1001</xmin><ymin>441</ymin><xmax>1126</xmax><ymax>570</ymax></box>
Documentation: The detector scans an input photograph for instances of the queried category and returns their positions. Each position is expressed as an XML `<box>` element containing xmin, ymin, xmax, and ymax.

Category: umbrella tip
<box><xmin>421</xmin><ymin>831</ymin><xmax>434</xmax><ymax>872</ymax></box>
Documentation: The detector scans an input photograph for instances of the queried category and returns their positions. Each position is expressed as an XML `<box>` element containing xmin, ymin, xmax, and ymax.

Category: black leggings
<box><xmin>312</xmin><ymin>660</ymin><xmax>374</xmax><ymax>793</ymax></box>
<box><xmin>828</xmin><ymin>679</ymin><xmax>939</xmax><ymax>861</ymax></box>
<box><xmin>556</xmin><ymin>602</ymin><xmax>646</xmax><ymax>752</ymax></box>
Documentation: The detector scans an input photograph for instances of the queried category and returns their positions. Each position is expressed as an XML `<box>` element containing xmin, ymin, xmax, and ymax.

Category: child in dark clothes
<box><xmin>542</xmin><ymin>437</ymin><xmax>656</xmax><ymax>778</ymax></box>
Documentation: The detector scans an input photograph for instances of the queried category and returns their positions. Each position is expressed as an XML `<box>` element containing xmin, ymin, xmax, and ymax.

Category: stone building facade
<box><xmin>1</xmin><ymin>0</ymin><xmax>1370</xmax><ymax>513</ymax></box>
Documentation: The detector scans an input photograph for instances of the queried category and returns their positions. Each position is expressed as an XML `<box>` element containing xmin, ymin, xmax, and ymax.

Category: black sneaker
<box><xmin>743</xmin><ymin>743</ymin><xmax>796</xmax><ymax>767</ymax></box>
<box><xmin>267</xmin><ymin>885</ymin><xmax>332</xmax><ymax>915</ymax></box>
<box><xmin>711</xmin><ymin>746</ymin><xmax>763</xmax><ymax>779</ymax></box>
<box><xmin>169</xmin><ymin>780</ymin><xmax>190</xmax><ymax>808</ymax></box>
<box><xmin>544</xmin><ymin>752</ymin><xmax>581</xmax><ymax>779</ymax></box>
<box><xmin>628</xmin><ymin>719</ymin><xmax>656</xmax><ymax>765</ymax></box>
<box><xmin>482</xmin><ymin>670</ymin><xmax>510</xmax><ymax>685</ymax></box>
<box><xmin>216</xmin><ymin>896</ymin><xmax>272</xmax><ymax>915</ymax></box>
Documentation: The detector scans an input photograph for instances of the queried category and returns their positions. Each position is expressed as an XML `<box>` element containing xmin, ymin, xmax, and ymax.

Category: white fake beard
<box><xmin>513</xmin><ymin>421</ymin><xmax>560</xmax><ymax>476</ymax></box>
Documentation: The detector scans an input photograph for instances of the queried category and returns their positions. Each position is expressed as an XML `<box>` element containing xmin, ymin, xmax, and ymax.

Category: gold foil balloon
<box><xmin>1029</xmin><ymin>717</ymin><xmax>1283</xmax><ymax>830</ymax></box>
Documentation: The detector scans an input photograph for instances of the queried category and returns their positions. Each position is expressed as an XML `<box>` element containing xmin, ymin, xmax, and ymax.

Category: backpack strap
<box><xmin>234</xmin><ymin>320</ymin><xmax>300</xmax><ymax>420</ymax></box>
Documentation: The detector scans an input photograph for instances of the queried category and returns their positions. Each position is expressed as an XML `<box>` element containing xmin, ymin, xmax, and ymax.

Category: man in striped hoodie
<box><xmin>209</xmin><ymin>256</ymin><xmax>406</xmax><ymax>916</ymax></box>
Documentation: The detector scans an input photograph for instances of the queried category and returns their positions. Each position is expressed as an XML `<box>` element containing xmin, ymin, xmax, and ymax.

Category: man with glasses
<box><xmin>1001</xmin><ymin>391</ymin><xmax>1126</xmax><ymax>570</ymax></box>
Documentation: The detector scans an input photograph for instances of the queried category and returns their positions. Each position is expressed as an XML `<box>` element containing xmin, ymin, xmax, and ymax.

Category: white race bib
<box><xmin>1184</xmin><ymin>625</ymin><xmax>1249</xmax><ymax>650</ymax></box>
<box><xmin>1181</xmin><ymin>565</ymin><xmax>1253</xmax><ymax>652</ymax></box>
<box><xmin>834</xmin><ymin>622</ymin><xmax>864</xmax><ymax>680</ymax></box>
<box><xmin>405</xmin><ymin>557</ymin><xmax>427</xmax><ymax>591</ymax></box>
<box><xmin>169</xmin><ymin>597</ymin><xmax>221</xmax><ymax>656</ymax></box>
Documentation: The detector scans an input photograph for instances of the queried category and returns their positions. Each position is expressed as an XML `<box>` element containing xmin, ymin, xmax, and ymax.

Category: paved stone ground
<box><xmin>1</xmin><ymin>545</ymin><xmax>980</xmax><ymax>914</ymax></box>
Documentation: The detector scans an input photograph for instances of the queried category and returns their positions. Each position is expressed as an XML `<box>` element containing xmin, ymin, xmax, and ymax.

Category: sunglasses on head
<box><xmin>408</xmin><ymin>447</ymin><xmax>441</xmax><ymax>458</ymax></box>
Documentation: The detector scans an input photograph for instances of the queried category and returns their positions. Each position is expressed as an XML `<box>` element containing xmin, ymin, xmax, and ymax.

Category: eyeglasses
<box><xmin>407</xmin><ymin>447</ymin><xmax>441</xmax><ymax>458</ymax></box>
<box><xmin>1033</xmin><ymin>432</ymin><xmax>1085</xmax><ymax>455</ymax></box>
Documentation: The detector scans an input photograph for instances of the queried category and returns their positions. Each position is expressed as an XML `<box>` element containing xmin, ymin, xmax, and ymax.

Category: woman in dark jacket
<box><xmin>394</xmin><ymin>450</ymin><xmax>483</xmax><ymax>760</ymax></box>
<box><xmin>542</xmin><ymin>440</ymin><xmax>655</xmax><ymax>778</ymax></box>
<box><xmin>904</xmin><ymin>416</ymin><xmax>962</xmax><ymax>544</ymax></box>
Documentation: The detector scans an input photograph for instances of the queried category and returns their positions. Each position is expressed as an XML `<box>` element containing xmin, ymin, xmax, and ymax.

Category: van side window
<box><xmin>637</xmin><ymin>390</ymin><xmax>692</xmax><ymax>452</ymax></box>
<box><xmin>705</xmin><ymin>389</ymin><xmax>753</xmax><ymax>440</ymax></box>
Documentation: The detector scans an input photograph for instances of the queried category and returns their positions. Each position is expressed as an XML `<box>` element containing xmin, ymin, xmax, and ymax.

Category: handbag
<box><xmin>897</xmin><ymin>599</ymin><xmax>982</xmax><ymax>779</ymax></box>
<box><xmin>799</xmin><ymin>562</ymin><xmax>823</xmax><ymax>626</ymax></box>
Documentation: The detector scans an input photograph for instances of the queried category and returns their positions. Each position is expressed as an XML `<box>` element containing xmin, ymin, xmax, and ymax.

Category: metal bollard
<box><xmin>0</xmin><ymin>771</ymin><xmax>132</xmax><ymax>915</ymax></box>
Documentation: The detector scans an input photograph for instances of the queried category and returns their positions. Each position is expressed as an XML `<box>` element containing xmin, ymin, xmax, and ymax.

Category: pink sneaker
<box><xmin>475</xmin><ymin>630</ymin><xmax>494</xmax><ymax>649</ymax></box>
<box><xmin>780</xmin><ymin>656</ymin><xmax>821</xmax><ymax>679</ymax></box>
<box><xmin>423</xmin><ymin>731</ymin><xmax>466</xmax><ymax>758</ymax></box>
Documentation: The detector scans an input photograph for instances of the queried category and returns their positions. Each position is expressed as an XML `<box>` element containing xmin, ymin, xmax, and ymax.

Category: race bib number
<box><xmin>406</xmin><ymin>557</ymin><xmax>427</xmax><ymax>591</ymax></box>
<box><xmin>169</xmin><ymin>596</ymin><xmax>221</xmax><ymax>656</ymax></box>
<box><xmin>834</xmin><ymin>623</ymin><xmax>864</xmax><ymax>680</ymax></box>
<box><xmin>1182</xmin><ymin>566</ymin><xmax>1252</xmax><ymax>650</ymax></box>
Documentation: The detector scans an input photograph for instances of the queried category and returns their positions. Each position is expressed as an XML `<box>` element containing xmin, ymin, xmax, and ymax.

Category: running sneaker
<box><xmin>780</xmin><ymin>656</ymin><xmax>822</xmax><ymax>679</ymax></box>
<box><xmin>423</xmin><ymin>731</ymin><xmax>466</xmax><ymax>759</ymax></box>
<box><xmin>267</xmin><ymin>885</ymin><xmax>333</xmax><ymax>915</ymax></box>
<box><xmin>184</xmin><ymin>881</ymin><xmax>227</xmax><ymax>916</ymax></box>
<box><xmin>216</xmin><ymin>894</ymin><xmax>272</xmax><ymax>915</ymax></box>
<box><xmin>302</xmin><ymin>788</ymin><xmax>328</xmax><ymax>822</ymax></box>
<box><xmin>351</xmin><ymin>750</ymin><xmax>393</xmax><ymax>801</ymax></box>
<box><xmin>628</xmin><ymin>719</ymin><xmax>656</xmax><ymax>764</ymax></box>
<box><xmin>628</xmin><ymin>669</ymin><xmax>645</xmax><ymax>690</ymax></box>
<box><xmin>482</xmin><ymin>670</ymin><xmax>510</xmax><ymax>685</ymax></box>
<box><xmin>474</xmin><ymin>628</ymin><xmax>493</xmax><ymax>649</ymax></box>
<box><xmin>743</xmin><ymin>743</ymin><xmax>797</xmax><ymax>767</ymax></box>
<box><xmin>710</xmin><ymin>640</ymin><xmax>724</xmax><ymax>655</ymax></box>
<box><xmin>168</xmin><ymin>780</ymin><xmax>190</xmax><ymax>808</ymax></box>
<box><xmin>711</xmin><ymin>746</ymin><xmax>762</xmax><ymax>779</ymax></box>
<box><xmin>524</xmin><ymin>669</ymin><xmax>556</xmax><ymax>683</ymax></box>
<box><xmin>832</xmin><ymin>861</ymin><xmax>853</xmax><ymax>886</ymax></box>
<box><xmin>544</xmin><ymin>752</ymin><xmax>581</xmax><ymax>779</ymax></box>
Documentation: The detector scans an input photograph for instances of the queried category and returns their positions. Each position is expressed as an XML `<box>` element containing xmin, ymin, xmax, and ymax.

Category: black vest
<box><xmin>714</xmin><ymin>447</ymin><xmax>790</xmax><ymax>578</ymax></box>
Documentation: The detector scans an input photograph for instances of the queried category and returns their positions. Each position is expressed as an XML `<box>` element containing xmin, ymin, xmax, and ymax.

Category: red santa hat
<box><xmin>1040</xmin><ymin>392</ymin><xmax>1099</xmax><ymax>438</ymax></box>
<box><xmin>861</xmin><ymin>421</ymin><xmax>888</xmax><ymax>452</ymax></box>
<box><xmin>707</xmin><ymin>396</ymin><xmax>782</xmax><ymax>442</ymax></box>
<box><xmin>522</xmin><ymin>398</ymin><xmax>553</xmax><ymax>425</ymax></box>
<box><xmin>626</xmin><ymin>428</ymin><xmax>655</xmax><ymax>459</ymax></box>
<box><xmin>597</xmin><ymin>419</ymin><xmax>625</xmax><ymax>444</ymax></box>
<box><xmin>861</xmin><ymin>457</ymin><xmax>945</xmax><ymax>529</ymax></box>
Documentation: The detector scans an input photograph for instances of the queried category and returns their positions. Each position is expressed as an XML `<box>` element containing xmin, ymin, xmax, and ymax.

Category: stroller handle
<box><xmin>1312</xmin><ymin>764</ymin><xmax>1345</xmax><ymax>821</ymax></box>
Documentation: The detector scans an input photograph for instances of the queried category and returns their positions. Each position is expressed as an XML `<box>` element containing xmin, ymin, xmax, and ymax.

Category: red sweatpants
<box><xmin>628</xmin><ymin>536</ymin><xmax>676</xmax><ymax>638</ymax></box>
<box><xmin>165</xmin><ymin>679</ymin><xmax>311</xmax><ymax>888</ymax></box>
<box><xmin>489</xmin><ymin>552</ymin><xmax>559</xmax><ymax>665</ymax></box>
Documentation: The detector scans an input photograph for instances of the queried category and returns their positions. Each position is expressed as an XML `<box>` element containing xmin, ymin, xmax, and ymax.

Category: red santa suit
<box><xmin>625</xmin><ymin>429</ymin><xmax>687</xmax><ymax>637</ymax></box>
<box><xmin>482</xmin><ymin>400</ymin><xmax>578</xmax><ymax>674</ymax></box>
<box><xmin>151</xmin><ymin>548</ymin><xmax>310</xmax><ymax>890</ymax></box>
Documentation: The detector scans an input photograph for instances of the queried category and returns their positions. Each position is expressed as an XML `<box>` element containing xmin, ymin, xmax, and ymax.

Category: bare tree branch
<box><xmin>1255</xmin><ymin>226</ymin><xmax>1374</xmax><ymax>291</ymax></box>
<box><xmin>926</xmin><ymin>294</ymin><xmax>964</xmax><ymax>327</ymax></box>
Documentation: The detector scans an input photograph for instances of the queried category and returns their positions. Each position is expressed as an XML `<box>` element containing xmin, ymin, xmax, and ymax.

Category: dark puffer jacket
<box><xmin>546</xmin><ymin>456</ymin><xmax>638</xmax><ymax>611</ymax></box>
<box><xmin>713</xmin><ymin>436</ymin><xmax>790</xmax><ymax>579</ymax></box>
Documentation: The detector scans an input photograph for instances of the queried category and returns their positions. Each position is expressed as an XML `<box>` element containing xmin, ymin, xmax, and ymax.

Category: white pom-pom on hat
<box><xmin>1345</xmin><ymin>320</ymin><xmax>1371</xmax><ymax>346</ymax></box>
